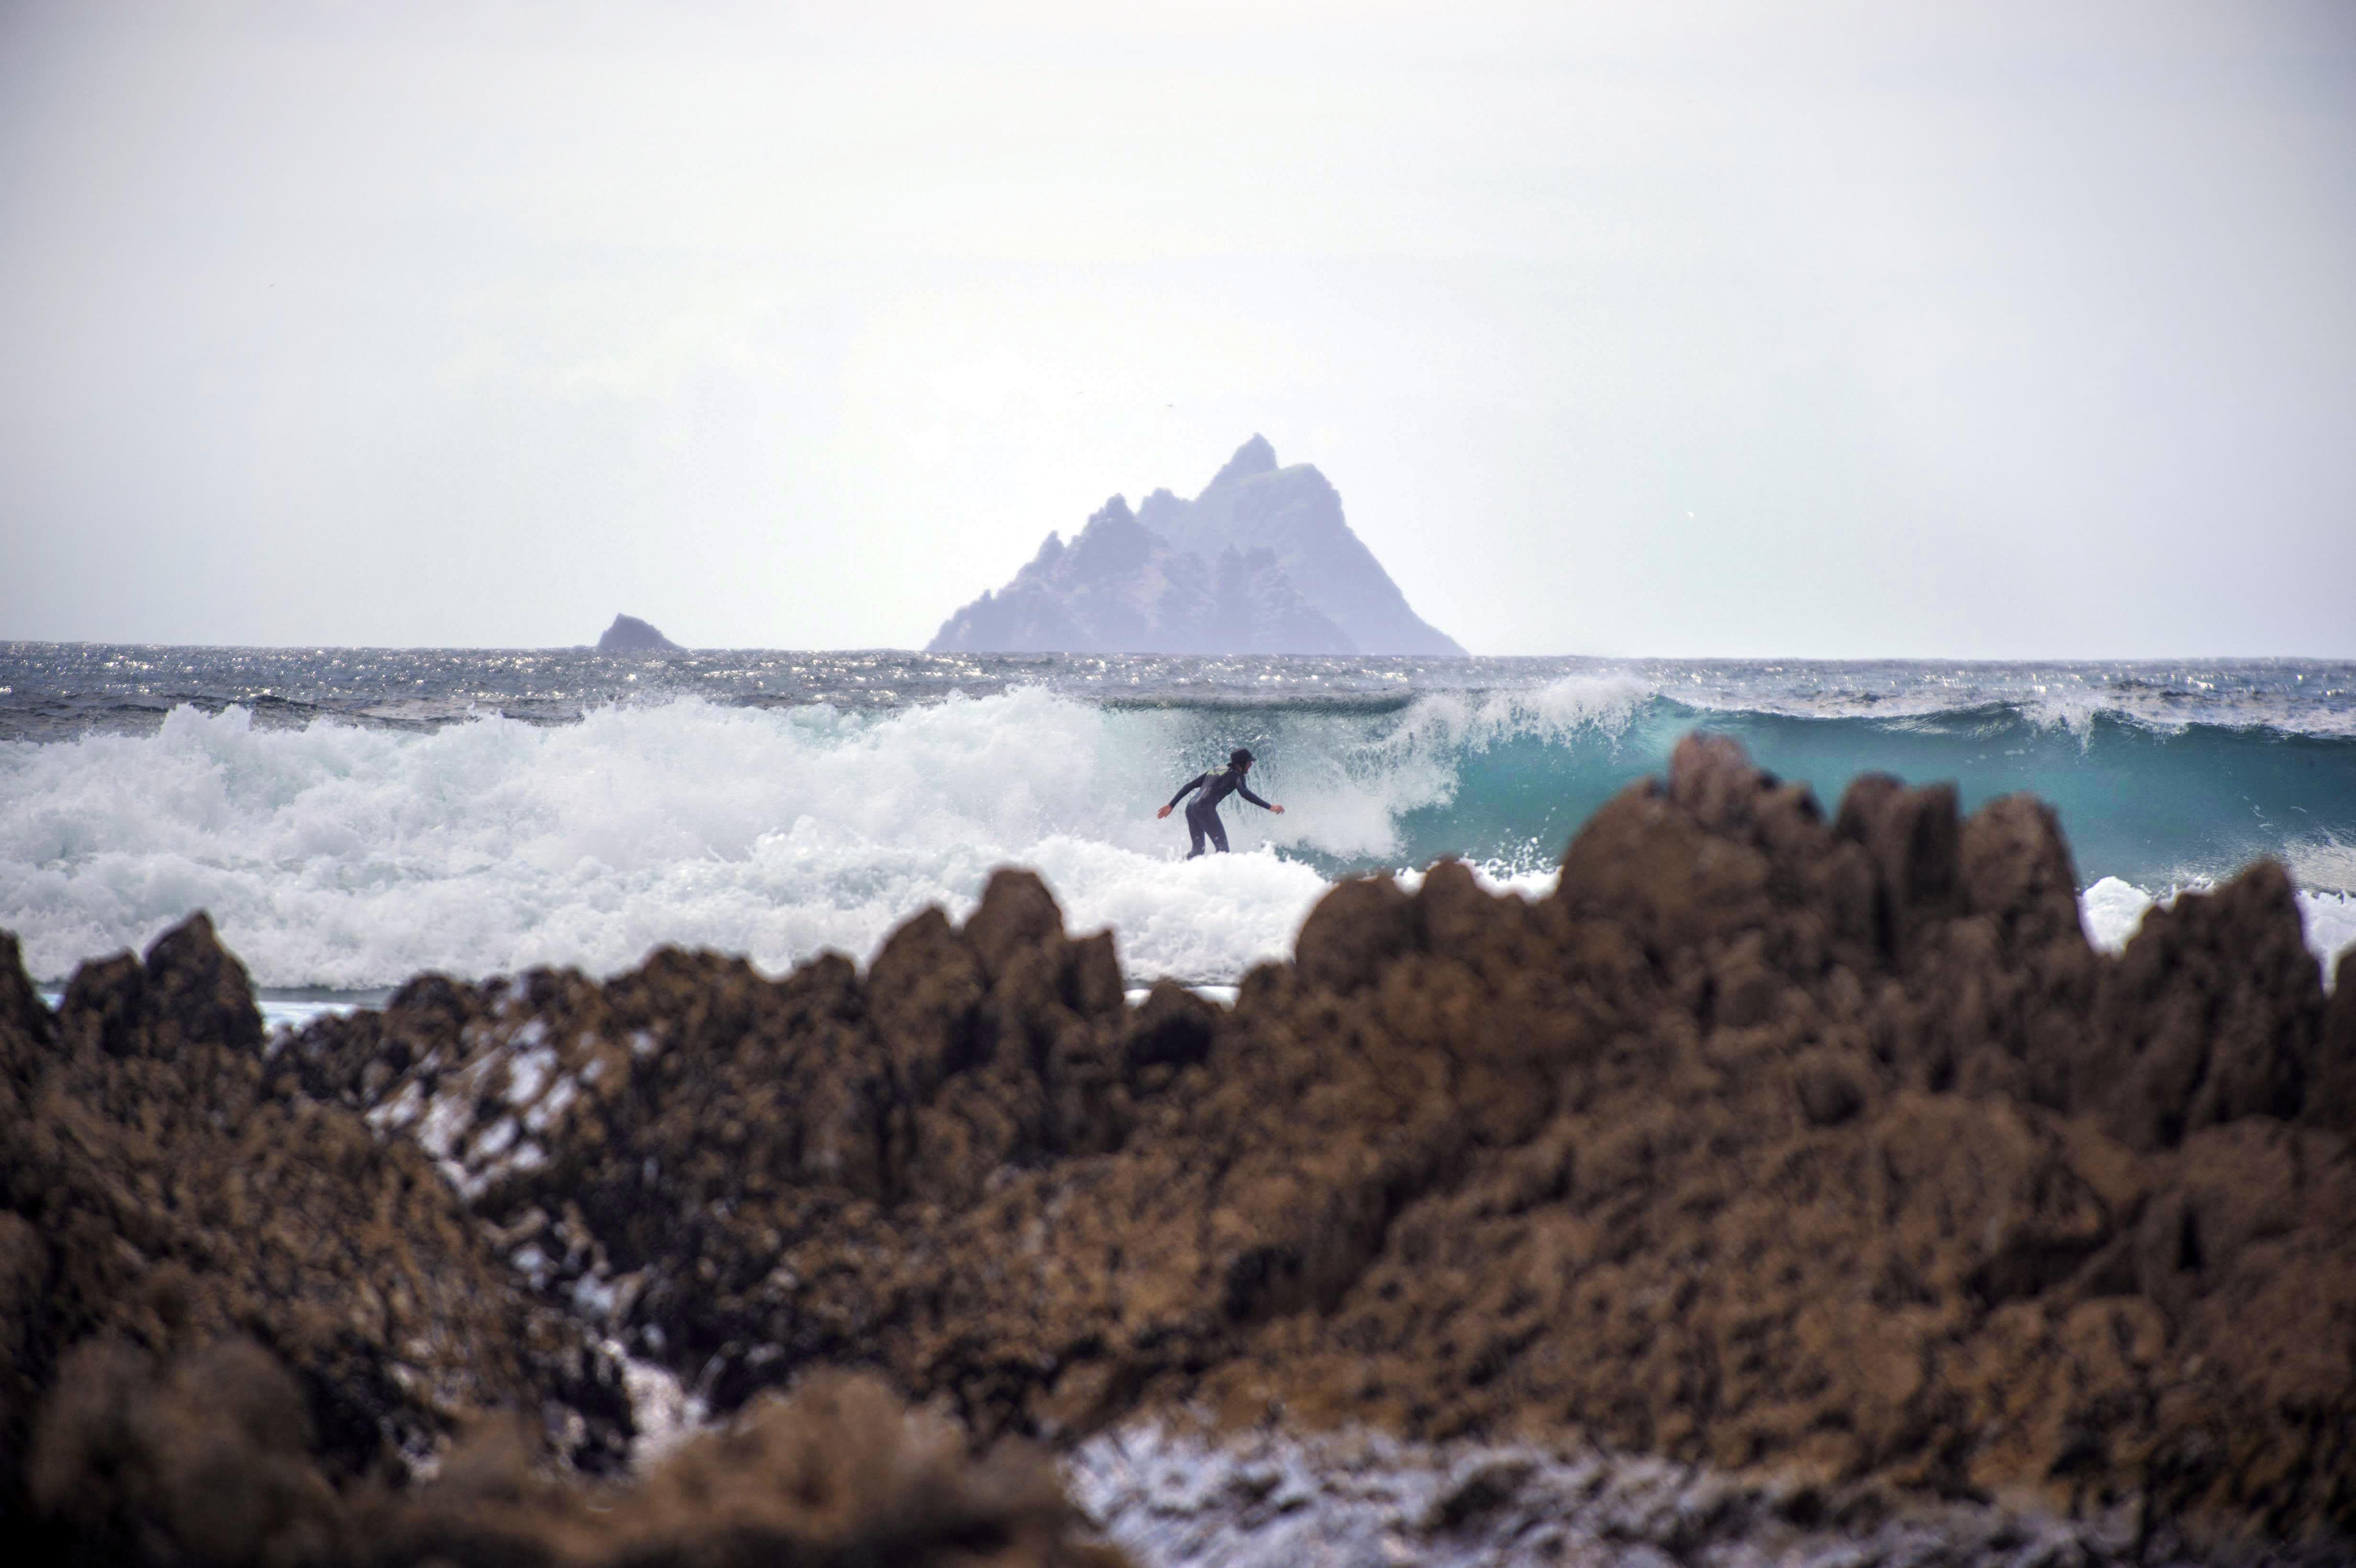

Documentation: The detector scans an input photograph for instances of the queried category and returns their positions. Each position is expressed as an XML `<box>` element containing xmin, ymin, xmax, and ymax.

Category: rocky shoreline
<box><xmin>4</xmin><ymin>734</ymin><xmax>2353</xmax><ymax>1565</ymax></box>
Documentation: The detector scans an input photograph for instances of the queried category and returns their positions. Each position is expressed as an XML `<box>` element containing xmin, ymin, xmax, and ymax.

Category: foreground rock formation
<box><xmin>7</xmin><ymin>733</ymin><xmax>2355</xmax><ymax>1562</ymax></box>
<box><xmin>929</xmin><ymin>436</ymin><xmax>1465</xmax><ymax>655</ymax></box>
<box><xmin>0</xmin><ymin>918</ymin><xmax>633</xmax><ymax>1495</ymax></box>
<box><xmin>0</xmin><ymin>925</ymin><xmax>1118</xmax><ymax>1566</ymax></box>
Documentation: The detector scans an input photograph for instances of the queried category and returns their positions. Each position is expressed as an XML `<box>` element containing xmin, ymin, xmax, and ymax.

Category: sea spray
<box><xmin>1</xmin><ymin>693</ymin><xmax>1341</xmax><ymax>986</ymax></box>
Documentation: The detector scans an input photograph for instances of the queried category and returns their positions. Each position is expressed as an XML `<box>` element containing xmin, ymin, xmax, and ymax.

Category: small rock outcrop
<box><xmin>929</xmin><ymin>438</ymin><xmax>1464</xmax><ymax>656</ymax></box>
<box><xmin>595</xmin><ymin>614</ymin><xmax>682</xmax><ymax>653</ymax></box>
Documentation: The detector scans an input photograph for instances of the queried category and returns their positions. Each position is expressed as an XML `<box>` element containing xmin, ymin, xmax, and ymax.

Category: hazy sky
<box><xmin>2</xmin><ymin>1</ymin><xmax>2352</xmax><ymax>657</ymax></box>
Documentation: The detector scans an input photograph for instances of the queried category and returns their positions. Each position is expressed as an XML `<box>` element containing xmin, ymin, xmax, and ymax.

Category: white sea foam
<box><xmin>0</xmin><ymin>693</ymin><xmax>1367</xmax><ymax>987</ymax></box>
<box><xmin>2080</xmin><ymin>874</ymin><xmax>2353</xmax><ymax>984</ymax></box>
<box><xmin>2078</xmin><ymin>876</ymin><xmax>2159</xmax><ymax>952</ymax></box>
<box><xmin>2306</xmin><ymin>893</ymin><xmax>2356</xmax><ymax>980</ymax></box>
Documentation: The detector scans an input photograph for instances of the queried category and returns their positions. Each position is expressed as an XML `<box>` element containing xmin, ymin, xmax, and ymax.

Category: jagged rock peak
<box><xmin>597</xmin><ymin>614</ymin><xmax>682</xmax><ymax>654</ymax></box>
<box><xmin>927</xmin><ymin>437</ymin><xmax>1465</xmax><ymax>656</ymax></box>
<box><xmin>1207</xmin><ymin>434</ymin><xmax>1279</xmax><ymax>489</ymax></box>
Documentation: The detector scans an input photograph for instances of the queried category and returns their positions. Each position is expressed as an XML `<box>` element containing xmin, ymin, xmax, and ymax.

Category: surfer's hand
<box><xmin>1271</xmin><ymin>804</ymin><xmax>1285</xmax><ymax>814</ymax></box>
<box><xmin>1156</xmin><ymin>805</ymin><xmax>1171</xmax><ymax>819</ymax></box>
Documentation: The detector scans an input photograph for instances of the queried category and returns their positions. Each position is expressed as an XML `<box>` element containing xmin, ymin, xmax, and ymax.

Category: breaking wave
<box><xmin>3</xmin><ymin>678</ymin><xmax>2352</xmax><ymax>989</ymax></box>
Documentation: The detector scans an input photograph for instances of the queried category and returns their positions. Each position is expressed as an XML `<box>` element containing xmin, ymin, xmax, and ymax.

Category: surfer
<box><xmin>1158</xmin><ymin>748</ymin><xmax>1285</xmax><ymax>858</ymax></box>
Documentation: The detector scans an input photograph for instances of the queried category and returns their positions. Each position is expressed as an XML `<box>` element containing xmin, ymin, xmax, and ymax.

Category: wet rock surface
<box><xmin>1068</xmin><ymin>1419</ymin><xmax>2237</xmax><ymax>1568</ymax></box>
<box><xmin>9</xmin><ymin>732</ymin><xmax>2356</xmax><ymax>1562</ymax></box>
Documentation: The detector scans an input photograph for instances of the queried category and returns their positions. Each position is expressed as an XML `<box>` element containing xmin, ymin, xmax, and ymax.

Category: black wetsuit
<box><xmin>1167</xmin><ymin>765</ymin><xmax>1273</xmax><ymax>858</ymax></box>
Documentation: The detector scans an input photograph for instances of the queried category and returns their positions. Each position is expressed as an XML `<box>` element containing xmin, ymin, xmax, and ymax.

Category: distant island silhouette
<box><xmin>928</xmin><ymin>436</ymin><xmax>1464</xmax><ymax>656</ymax></box>
<box><xmin>596</xmin><ymin>614</ymin><xmax>682</xmax><ymax>653</ymax></box>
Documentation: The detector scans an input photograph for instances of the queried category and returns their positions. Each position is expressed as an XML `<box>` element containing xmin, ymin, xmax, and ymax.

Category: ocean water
<box><xmin>2</xmin><ymin>644</ymin><xmax>2351</xmax><ymax>993</ymax></box>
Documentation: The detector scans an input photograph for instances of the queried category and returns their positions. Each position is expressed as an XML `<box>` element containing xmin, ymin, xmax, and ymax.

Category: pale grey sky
<box><xmin>2</xmin><ymin>0</ymin><xmax>2351</xmax><ymax>657</ymax></box>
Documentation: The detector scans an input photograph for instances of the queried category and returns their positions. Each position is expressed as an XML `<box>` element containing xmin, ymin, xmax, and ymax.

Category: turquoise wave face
<box><xmin>1235</xmin><ymin>698</ymin><xmax>2356</xmax><ymax>891</ymax></box>
<box><xmin>1650</xmin><ymin>704</ymin><xmax>2354</xmax><ymax>892</ymax></box>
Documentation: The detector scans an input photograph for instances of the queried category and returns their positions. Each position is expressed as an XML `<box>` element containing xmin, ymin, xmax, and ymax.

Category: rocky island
<box><xmin>595</xmin><ymin>614</ymin><xmax>682</xmax><ymax>654</ymax></box>
<box><xmin>5</xmin><ymin>736</ymin><xmax>2354</xmax><ymax>1566</ymax></box>
<box><xmin>929</xmin><ymin>437</ymin><xmax>1465</xmax><ymax>656</ymax></box>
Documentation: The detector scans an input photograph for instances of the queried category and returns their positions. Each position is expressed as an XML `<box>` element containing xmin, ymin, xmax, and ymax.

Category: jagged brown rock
<box><xmin>2313</xmin><ymin>949</ymin><xmax>2356</xmax><ymax>1138</ymax></box>
<box><xmin>275</xmin><ymin>736</ymin><xmax>2347</xmax><ymax>1549</ymax></box>
<box><xmin>351</xmin><ymin>1368</ymin><xmax>1122</xmax><ymax>1568</ymax></box>
<box><xmin>27</xmin><ymin>1335</ymin><xmax>1120</xmax><ymax>1568</ymax></box>
<box><xmin>28</xmin><ymin>1335</ymin><xmax>344</xmax><ymax>1565</ymax></box>
<box><xmin>0</xmin><ymin>914</ymin><xmax>633</xmax><ymax>1534</ymax></box>
<box><xmin>1</xmin><ymin>923</ymin><xmax>1125</xmax><ymax>1567</ymax></box>
<box><xmin>2083</xmin><ymin>860</ymin><xmax>2322</xmax><ymax>1150</ymax></box>
<box><xmin>10</xmin><ymin>732</ymin><xmax>2355</xmax><ymax>1560</ymax></box>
